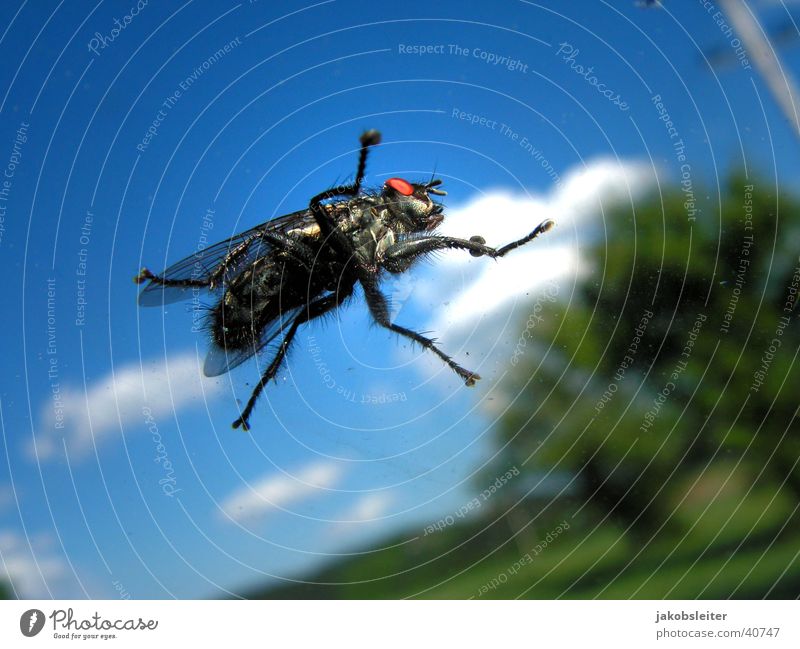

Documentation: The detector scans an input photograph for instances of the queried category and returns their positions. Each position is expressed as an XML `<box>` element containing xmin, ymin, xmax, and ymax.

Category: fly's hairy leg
<box><xmin>359</xmin><ymin>275</ymin><xmax>480</xmax><ymax>386</ymax></box>
<box><xmin>309</xmin><ymin>130</ymin><xmax>381</xmax><ymax>253</ymax></box>
<box><xmin>232</xmin><ymin>281</ymin><xmax>355</xmax><ymax>431</ymax></box>
<box><xmin>134</xmin><ymin>242</ymin><xmax>256</xmax><ymax>290</ymax></box>
<box><xmin>257</xmin><ymin>232</ymin><xmax>317</xmax><ymax>273</ymax></box>
<box><xmin>493</xmin><ymin>218</ymin><xmax>555</xmax><ymax>257</ymax></box>
<box><xmin>133</xmin><ymin>236</ymin><xmax>257</xmax><ymax>290</ymax></box>
<box><xmin>205</xmin><ymin>235</ymin><xmax>261</xmax><ymax>289</ymax></box>
<box><xmin>135</xmin><ymin>232</ymin><xmax>316</xmax><ymax>289</ymax></box>
<box><xmin>133</xmin><ymin>269</ymin><xmax>208</xmax><ymax>289</ymax></box>
<box><xmin>380</xmin><ymin>219</ymin><xmax>555</xmax><ymax>270</ymax></box>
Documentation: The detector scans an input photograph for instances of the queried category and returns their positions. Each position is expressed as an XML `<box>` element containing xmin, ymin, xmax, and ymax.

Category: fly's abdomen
<box><xmin>210</xmin><ymin>260</ymin><xmax>292</xmax><ymax>350</ymax></box>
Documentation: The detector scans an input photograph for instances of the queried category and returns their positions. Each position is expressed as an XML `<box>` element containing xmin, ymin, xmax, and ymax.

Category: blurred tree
<box><xmin>497</xmin><ymin>174</ymin><xmax>800</xmax><ymax>540</ymax></box>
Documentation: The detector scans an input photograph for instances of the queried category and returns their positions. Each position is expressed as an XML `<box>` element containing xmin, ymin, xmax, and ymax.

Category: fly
<box><xmin>135</xmin><ymin>130</ymin><xmax>554</xmax><ymax>430</ymax></box>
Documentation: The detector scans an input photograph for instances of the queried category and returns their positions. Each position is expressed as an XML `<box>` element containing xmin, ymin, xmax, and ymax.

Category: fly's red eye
<box><xmin>386</xmin><ymin>177</ymin><xmax>414</xmax><ymax>196</ymax></box>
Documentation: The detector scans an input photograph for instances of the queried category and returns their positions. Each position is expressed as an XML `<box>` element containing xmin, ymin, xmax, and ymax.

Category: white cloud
<box><xmin>429</xmin><ymin>159</ymin><xmax>655</xmax><ymax>325</ymax></box>
<box><xmin>402</xmin><ymin>158</ymin><xmax>658</xmax><ymax>378</ymax></box>
<box><xmin>340</xmin><ymin>492</ymin><xmax>393</xmax><ymax>523</ymax></box>
<box><xmin>0</xmin><ymin>528</ymin><xmax>68</xmax><ymax>598</ymax></box>
<box><xmin>323</xmin><ymin>492</ymin><xmax>394</xmax><ymax>540</ymax></box>
<box><xmin>34</xmin><ymin>353</ymin><xmax>221</xmax><ymax>461</ymax></box>
<box><xmin>220</xmin><ymin>460</ymin><xmax>344</xmax><ymax>523</ymax></box>
<box><xmin>0</xmin><ymin>530</ymin><xmax>18</xmax><ymax>553</ymax></box>
<box><xmin>435</xmin><ymin>157</ymin><xmax>654</xmax><ymax>244</ymax></box>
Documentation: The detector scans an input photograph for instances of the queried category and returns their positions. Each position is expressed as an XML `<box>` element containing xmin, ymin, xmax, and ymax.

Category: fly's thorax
<box><xmin>344</xmin><ymin>204</ymin><xmax>394</xmax><ymax>265</ymax></box>
<box><xmin>329</xmin><ymin>197</ymin><xmax>374</xmax><ymax>230</ymax></box>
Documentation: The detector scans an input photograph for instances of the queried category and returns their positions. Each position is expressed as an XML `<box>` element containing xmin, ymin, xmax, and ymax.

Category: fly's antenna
<box><xmin>427</xmin><ymin>179</ymin><xmax>447</xmax><ymax>196</ymax></box>
<box><xmin>425</xmin><ymin>164</ymin><xmax>446</xmax><ymax>196</ymax></box>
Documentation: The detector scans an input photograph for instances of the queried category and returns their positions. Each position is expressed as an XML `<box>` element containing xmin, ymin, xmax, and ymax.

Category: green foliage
<box><xmin>492</xmin><ymin>174</ymin><xmax>800</xmax><ymax>593</ymax></box>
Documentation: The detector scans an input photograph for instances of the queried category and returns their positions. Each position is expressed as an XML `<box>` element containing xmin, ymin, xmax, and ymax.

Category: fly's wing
<box><xmin>202</xmin><ymin>303</ymin><xmax>306</xmax><ymax>377</ymax></box>
<box><xmin>137</xmin><ymin>208</ymin><xmax>315</xmax><ymax>306</ymax></box>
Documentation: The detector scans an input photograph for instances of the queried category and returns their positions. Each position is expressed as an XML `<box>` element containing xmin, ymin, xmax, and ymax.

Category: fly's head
<box><xmin>380</xmin><ymin>177</ymin><xmax>447</xmax><ymax>233</ymax></box>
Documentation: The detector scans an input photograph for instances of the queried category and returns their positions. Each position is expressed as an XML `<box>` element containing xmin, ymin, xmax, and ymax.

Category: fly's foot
<box><xmin>360</xmin><ymin>129</ymin><xmax>381</xmax><ymax>147</ymax></box>
<box><xmin>134</xmin><ymin>268</ymin><xmax>155</xmax><ymax>284</ymax></box>
<box><xmin>232</xmin><ymin>414</ymin><xmax>251</xmax><ymax>431</ymax></box>
<box><xmin>464</xmin><ymin>372</ymin><xmax>481</xmax><ymax>387</ymax></box>
<box><xmin>454</xmin><ymin>366</ymin><xmax>481</xmax><ymax>386</ymax></box>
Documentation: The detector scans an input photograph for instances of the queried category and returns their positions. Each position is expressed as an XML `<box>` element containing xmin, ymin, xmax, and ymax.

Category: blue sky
<box><xmin>1</xmin><ymin>0</ymin><xmax>799</xmax><ymax>598</ymax></box>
